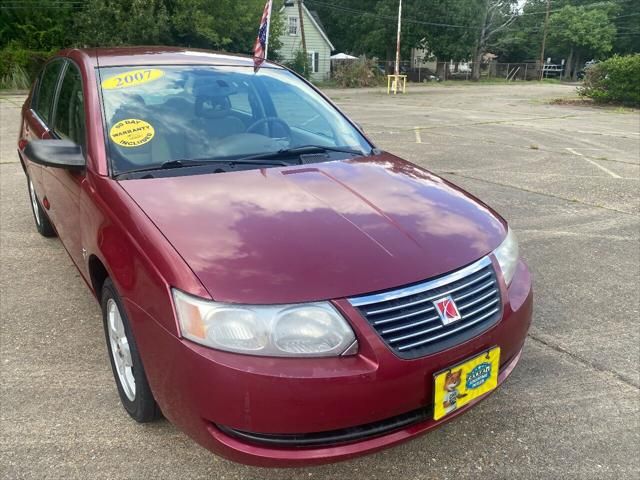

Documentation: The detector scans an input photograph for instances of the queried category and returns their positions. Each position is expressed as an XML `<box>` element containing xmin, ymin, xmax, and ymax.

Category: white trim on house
<box><xmin>287</xmin><ymin>15</ymin><xmax>298</xmax><ymax>36</ymax></box>
<box><xmin>307</xmin><ymin>51</ymin><xmax>319</xmax><ymax>73</ymax></box>
<box><xmin>303</xmin><ymin>4</ymin><xmax>334</xmax><ymax>51</ymax></box>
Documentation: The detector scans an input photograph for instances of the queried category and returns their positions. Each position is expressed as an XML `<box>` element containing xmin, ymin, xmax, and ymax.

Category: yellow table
<box><xmin>387</xmin><ymin>74</ymin><xmax>407</xmax><ymax>95</ymax></box>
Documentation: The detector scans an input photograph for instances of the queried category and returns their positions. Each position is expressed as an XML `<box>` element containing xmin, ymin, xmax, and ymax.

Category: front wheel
<box><xmin>27</xmin><ymin>177</ymin><xmax>55</xmax><ymax>237</ymax></box>
<box><xmin>101</xmin><ymin>278</ymin><xmax>161</xmax><ymax>422</ymax></box>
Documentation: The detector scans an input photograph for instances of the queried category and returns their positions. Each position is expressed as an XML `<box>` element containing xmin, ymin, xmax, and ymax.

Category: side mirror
<box><xmin>24</xmin><ymin>139</ymin><xmax>85</xmax><ymax>170</ymax></box>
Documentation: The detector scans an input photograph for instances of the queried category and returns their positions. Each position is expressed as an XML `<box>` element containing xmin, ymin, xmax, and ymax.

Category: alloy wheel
<box><xmin>107</xmin><ymin>298</ymin><xmax>136</xmax><ymax>401</ymax></box>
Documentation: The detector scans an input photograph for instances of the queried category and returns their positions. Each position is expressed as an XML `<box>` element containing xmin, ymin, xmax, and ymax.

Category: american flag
<box><xmin>253</xmin><ymin>0</ymin><xmax>273</xmax><ymax>72</ymax></box>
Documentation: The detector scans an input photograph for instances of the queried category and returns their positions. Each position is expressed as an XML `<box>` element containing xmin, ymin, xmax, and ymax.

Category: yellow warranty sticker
<box><xmin>109</xmin><ymin>119</ymin><xmax>155</xmax><ymax>147</ymax></box>
<box><xmin>101</xmin><ymin>69</ymin><xmax>164</xmax><ymax>90</ymax></box>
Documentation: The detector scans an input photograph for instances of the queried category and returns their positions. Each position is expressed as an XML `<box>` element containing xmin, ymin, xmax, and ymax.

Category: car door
<box><xmin>41</xmin><ymin>60</ymin><xmax>87</xmax><ymax>269</ymax></box>
<box><xmin>23</xmin><ymin>59</ymin><xmax>65</xmax><ymax>199</ymax></box>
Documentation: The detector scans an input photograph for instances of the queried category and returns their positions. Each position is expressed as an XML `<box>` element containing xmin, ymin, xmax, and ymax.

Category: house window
<box><xmin>288</xmin><ymin>16</ymin><xmax>298</xmax><ymax>35</ymax></box>
<box><xmin>307</xmin><ymin>51</ymin><xmax>319</xmax><ymax>73</ymax></box>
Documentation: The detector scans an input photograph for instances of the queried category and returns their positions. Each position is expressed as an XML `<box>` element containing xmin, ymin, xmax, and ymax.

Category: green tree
<box><xmin>74</xmin><ymin>0</ymin><xmax>171</xmax><ymax>47</ymax></box>
<box><xmin>0</xmin><ymin>0</ymin><xmax>77</xmax><ymax>50</ymax></box>
<box><xmin>419</xmin><ymin>0</ymin><xmax>481</xmax><ymax>68</ymax></box>
<box><xmin>611</xmin><ymin>1</ymin><xmax>640</xmax><ymax>55</ymax></box>
<box><xmin>166</xmin><ymin>0</ymin><xmax>283</xmax><ymax>57</ymax></box>
<box><xmin>491</xmin><ymin>0</ymin><xmax>548</xmax><ymax>62</ymax></box>
<box><xmin>548</xmin><ymin>5</ymin><xmax>616</xmax><ymax>80</ymax></box>
<box><xmin>267</xmin><ymin>8</ymin><xmax>285</xmax><ymax>62</ymax></box>
<box><xmin>310</xmin><ymin>0</ymin><xmax>416</xmax><ymax>61</ymax></box>
<box><xmin>470</xmin><ymin>0</ymin><xmax>518</xmax><ymax>80</ymax></box>
<box><xmin>284</xmin><ymin>49</ymin><xmax>311</xmax><ymax>78</ymax></box>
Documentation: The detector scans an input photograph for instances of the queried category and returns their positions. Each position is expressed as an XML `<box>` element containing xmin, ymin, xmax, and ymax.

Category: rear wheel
<box><xmin>101</xmin><ymin>278</ymin><xmax>161</xmax><ymax>422</ymax></box>
<box><xmin>27</xmin><ymin>177</ymin><xmax>55</xmax><ymax>237</ymax></box>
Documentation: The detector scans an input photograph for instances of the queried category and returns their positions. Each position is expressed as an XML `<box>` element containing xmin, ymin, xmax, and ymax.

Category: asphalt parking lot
<box><xmin>1</xmin><ymin>83</ymin><xmax>639</xmax><ymax>479</ymax></box>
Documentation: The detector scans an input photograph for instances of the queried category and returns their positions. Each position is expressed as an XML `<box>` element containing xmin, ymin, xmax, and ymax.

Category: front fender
<box><xmin>83</xmin><ymin>171</ymin><xmax>209</xmax><ymax>336</ymax></box>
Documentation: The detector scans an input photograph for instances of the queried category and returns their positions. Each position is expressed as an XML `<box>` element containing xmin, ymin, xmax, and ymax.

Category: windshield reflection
<box><xmin>99</xmin><ymin>66</ymin><xmax>371</xmax><ymax>175</ymax></box>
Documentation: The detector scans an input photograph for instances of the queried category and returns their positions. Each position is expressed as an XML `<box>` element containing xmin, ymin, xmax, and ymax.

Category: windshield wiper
<box><xmin>237</xmin><ymin>145</ymin><xmax>367</xmax><ymax>162</ymax></box>
<box><xmin>115</xmin><ymin>157</ymin><xmax>290</xmax><ymax>178</ymax></box>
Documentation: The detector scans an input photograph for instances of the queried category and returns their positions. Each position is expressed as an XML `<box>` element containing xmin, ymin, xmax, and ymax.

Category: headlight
<box><xmin>492</xmin><ymin>227</ymin><xmax>519</xmax><ymax>286</ymax></box>
<box><xmin>172</xmin><ymin>289</ymin><xmax>357</xmax><ymax>357</ymax></box>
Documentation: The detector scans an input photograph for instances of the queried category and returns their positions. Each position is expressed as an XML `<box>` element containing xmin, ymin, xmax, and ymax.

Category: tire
<box><xmin>101</xmin><ymin>278</ymin><xmax>161</xmax><ymax>422</ymax></box>
<box><xmin>27</xmin><ymin>176</ymin><xmax>56</xmax><ymax>237</ymax></box>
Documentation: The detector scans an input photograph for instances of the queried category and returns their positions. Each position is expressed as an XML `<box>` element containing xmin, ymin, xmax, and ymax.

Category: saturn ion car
<box><xmin>18</xmin><ymin>47</ymin><xmax>532</xmax><ymax>466</ymax></box>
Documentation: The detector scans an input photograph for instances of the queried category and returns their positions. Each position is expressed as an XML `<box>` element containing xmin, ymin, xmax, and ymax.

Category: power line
<box><xmin>308</xmin><ymin>0</ymin><xmax>636</xmax><ymax>25</ymax></box>
<box><xmin>306</xmin><ymin>0</ymin><xmax>469</xmax><ymax>29</ymax></box>
<box><xmin>519</xmin><ymin>0</ymin><xmax>635</xmax><ymax>17</ymax></box>
<box><xmin>307</xmin><ymin>0</ymin><xmax>638</xmax><ymax>34</ymax></box>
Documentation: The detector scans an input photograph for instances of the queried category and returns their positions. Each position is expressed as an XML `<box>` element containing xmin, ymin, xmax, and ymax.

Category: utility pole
<box><xmin>393</xmin><ymin>0</ymin><xmax>402</xmax><ymax>94</ymax></box>
<box><xmin>297</xmin><ymin>0</ymin><xmax>307</xmax><ymax>60</ymax></box>
<box><xmin>539</xmin><ymin>0</ymin><xmax>550</xmax><ymax>80</ymax></box>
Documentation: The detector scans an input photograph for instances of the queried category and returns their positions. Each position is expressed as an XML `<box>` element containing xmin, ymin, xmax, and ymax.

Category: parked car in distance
<box><xmin>18</xmin><ymin>47</ymin><xmax>533</xmax><ymax>467</ymax></box>
<box><xmin>542</xmin><ymin>64</ymin><xmax>564</xmax><ymax>78</ymax></box>
<box><xmin>577</xmin><ymin>60</ymin><xmax>598</xmax><ymax>80</ymax></box>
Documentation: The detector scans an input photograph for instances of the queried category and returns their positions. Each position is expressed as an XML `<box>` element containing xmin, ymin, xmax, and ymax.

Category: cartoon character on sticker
<box><xmin>442</xmin><ymin>370</ymin><xmax>467</xmax><ymax>414</ymax></box>
<box><xmin>110</xmin><ymin>119</ymin><xmax>155</xmax><ymax>147</ymax></box>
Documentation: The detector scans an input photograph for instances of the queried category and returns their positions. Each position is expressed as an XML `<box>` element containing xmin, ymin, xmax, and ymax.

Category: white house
<box><xmin>278</xmin><ymin>0</ymin><xmax>334</xmax><ymax>81</ymax></box>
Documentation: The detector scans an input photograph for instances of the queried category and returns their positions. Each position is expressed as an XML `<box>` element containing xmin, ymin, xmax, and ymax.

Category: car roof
<box><xmin>61</xmin><ymin>46</ymin><xmax>281</xmax><ymax>69</ymax></box>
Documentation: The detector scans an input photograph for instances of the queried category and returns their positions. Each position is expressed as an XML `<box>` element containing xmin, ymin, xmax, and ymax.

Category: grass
<box><xmin>549</xmin><ymin>96</ymin><xmax>639</xmax><ymax>112</ymax></box>
<box><xmin>0</xmin><ymin>64</ymin><xmax>30</xmax><ymax>90</ymax></box>
<box><xmin>409</xmin><ymin>78</ymin><xmax>567</xmax><ymax>87</ymax></box>
<box><xmin>312</xmin><ymin>79</ymin><xmax>339</xmax><ymax>89</ymax></box>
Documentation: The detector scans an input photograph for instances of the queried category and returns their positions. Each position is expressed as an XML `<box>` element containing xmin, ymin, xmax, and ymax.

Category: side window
<box><xmin>228</xmin><ymin>81</ymin><xmax>254</xmax><ymax>115</ymax></box>
<box><xmin>288</xmin><ymin>16</ymin><xmax>298</xmax><ymax>35</ymax></box>
<box><xmin>228</xmin><ymin>92</ymin><xmax>252</xmax><ymax>114</ymax></box>
<box><xmin>33</xmin><ymin>60</ymin><xmax>64</xmax><ymax>125</ymax></box>
<box><xmin>53</xmin><ymin>63</ymin><xmax>86</xmax><ymax>149</ymax></box>
<box><xmin>307</xmin><ymin>52</ymin><xmax>319</xmax><ymax>74</ymax></box>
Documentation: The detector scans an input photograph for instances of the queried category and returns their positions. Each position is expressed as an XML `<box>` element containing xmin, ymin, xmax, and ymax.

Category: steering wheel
<box><xmin>247</xmin><ymin>117</ymin><xmax>291</xmax><ymax>139</ymax></box>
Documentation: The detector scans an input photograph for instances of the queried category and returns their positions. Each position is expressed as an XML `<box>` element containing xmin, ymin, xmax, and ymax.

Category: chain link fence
<box><xmin>374</xmin><ymin>60</ymin><xmax>553</xmax><ymax>82</ymax></box>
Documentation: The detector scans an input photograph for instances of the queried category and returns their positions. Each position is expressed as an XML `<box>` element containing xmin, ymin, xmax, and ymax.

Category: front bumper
<box><xmin>128</xmin><ymin>260</ymin><xmax>532</xmax><ymax>467</ymax></box>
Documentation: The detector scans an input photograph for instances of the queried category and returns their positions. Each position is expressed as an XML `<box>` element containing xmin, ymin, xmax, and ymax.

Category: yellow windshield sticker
<box><xmin>101</xmin><ymin>69</ymin><xmax>164</xmax><ymax>90</ymax></box>
<box><xmin>109</xmin><ymin>119</ymin><xmax>155</xmax><ymax>147</ymax></box>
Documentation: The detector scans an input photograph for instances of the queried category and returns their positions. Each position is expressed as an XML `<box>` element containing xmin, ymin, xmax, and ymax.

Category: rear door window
<box><xmin>33</xmin><ymin>60</ymin><xmax>64</xmax><ymax>125</ymax></box>
<box><xmin>53</xmin><ymin>63</ymin><xmax>86</xmax><ymax>150</ymax></box>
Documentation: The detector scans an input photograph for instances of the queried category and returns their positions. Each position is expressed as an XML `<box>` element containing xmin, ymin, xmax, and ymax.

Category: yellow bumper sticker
<box><xmin>109</xmin><ymin>119</ymin><xmax>155</xmax><ymax>148</ymax></box>
<box><xmin>101</xmin><ymin>69</ymin><xmax>164</xmax><ymax>90</ymax></box>
<box><xmin>433</xmin><ymin>347</ymin><xmax>500</xmax><ymax>421</ymax></box>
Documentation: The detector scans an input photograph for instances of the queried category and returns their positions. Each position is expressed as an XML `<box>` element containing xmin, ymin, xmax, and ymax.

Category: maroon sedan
<box><xmin>18</xmin><ymin>47</ymin><xmax>532</xmax><ymax>466</ymax></box>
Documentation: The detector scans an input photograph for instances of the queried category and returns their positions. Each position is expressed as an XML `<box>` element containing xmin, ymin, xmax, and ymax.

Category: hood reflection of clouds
<box><xmin>123</xmin><ymin>159</ymin><xmax>504</xmax><ymax>274</ymax></box>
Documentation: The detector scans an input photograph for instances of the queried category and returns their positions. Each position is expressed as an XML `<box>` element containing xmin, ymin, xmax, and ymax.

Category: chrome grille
<box><xmin>348</xmin><ymin>257</ymin><xmax>502</xmax><ymax>359</ymax></box>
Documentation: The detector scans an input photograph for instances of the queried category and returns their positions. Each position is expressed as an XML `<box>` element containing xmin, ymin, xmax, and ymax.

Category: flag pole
<box><xmin>264</xmin><ymin>0</ymin><xmax>273</xmax><ymax>60</ymax></box>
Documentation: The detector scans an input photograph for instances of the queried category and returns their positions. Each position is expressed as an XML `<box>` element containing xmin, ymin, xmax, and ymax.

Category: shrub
<box><xmin>578</xmin><ymin>54</ymin><xmax>640</xmax><ymax>106</ymax></box>
<box><xmin>0</xmin><ymin>43</ymin><xmax>52</xmax><ymax>90</ymax></box>
<box><xmin>332</xmin><ymin>57</ymin><xmax>382</xmax><ymax>88</ymax></box>
<box><xmin>284</xmin><ymin>50</ymin><xmax>311</xmax><ymax>79</ymax></box>
<box><xmin>0</xmin><ymin>64</ymin><xmax>30</xmax><ymax>90</ymax></box>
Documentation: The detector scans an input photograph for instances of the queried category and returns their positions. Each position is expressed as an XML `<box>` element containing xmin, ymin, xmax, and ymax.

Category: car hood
<box><xmin>119</xmin><ymin>153</ymin><xmax>506</xmax><ymax>304</ymax></box>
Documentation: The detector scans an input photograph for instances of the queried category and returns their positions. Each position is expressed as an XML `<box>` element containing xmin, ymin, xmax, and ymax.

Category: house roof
<box><xmin>281</xmin><ymin>1</ymin><xmax>335</xmax><ymax>51</ymax></box>
<box><xmin>309</xmin><ymin>11</ymin><xmax>327</xmax><ymax>39</ymax></box>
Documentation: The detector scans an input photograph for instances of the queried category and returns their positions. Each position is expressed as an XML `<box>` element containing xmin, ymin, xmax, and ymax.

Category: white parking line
<box><xmin>414</xmin><ymin>127</ymin><xmax>423</xmax><ymax>144</ymax></box>
<box><xmin>566</xmin><ymin>148</ymin><xmax>622</xmax><ymax>179</ymax></box>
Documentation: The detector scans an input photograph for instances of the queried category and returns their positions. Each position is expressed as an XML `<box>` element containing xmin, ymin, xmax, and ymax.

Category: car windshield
<box><xmin>97</xmin><ymin>65</ymin><xmax>372</xmax><ymax>176</ymax></box>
